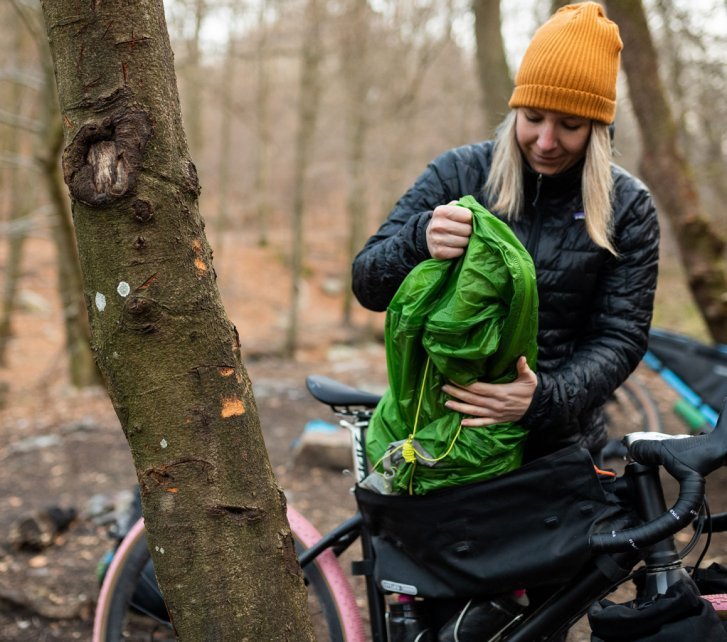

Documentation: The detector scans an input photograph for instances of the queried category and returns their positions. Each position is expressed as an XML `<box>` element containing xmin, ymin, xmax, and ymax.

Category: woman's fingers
<box><xmin>441</xmin><ymin>358</ymin><xmax>537</xmax><ymax>425</ymax></box>
<box><xmin>426</xmin><ymin>204</ymin><xmax>473</xmax><ymax>259</ymax></box>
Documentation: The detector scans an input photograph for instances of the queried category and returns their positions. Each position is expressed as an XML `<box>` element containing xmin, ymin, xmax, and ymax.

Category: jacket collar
<box><xmin>522</xmin><ymin>156</ymin><xmax>584</xmax><ymax>200</ymax></box>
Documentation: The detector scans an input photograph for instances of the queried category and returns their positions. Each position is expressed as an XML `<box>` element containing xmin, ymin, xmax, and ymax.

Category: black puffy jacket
<box><xmin>352</xmin><ymin>140</ymin><xmax>659</xmax><ymax>459</ymax></box>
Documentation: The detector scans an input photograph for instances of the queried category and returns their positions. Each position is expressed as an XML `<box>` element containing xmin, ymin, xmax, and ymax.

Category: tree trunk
<box><xmin>604</xmin><ymin>0</ymin><xmax>727</xmax><ymax>342</ymax></box>
<box><xmin>184</xmin><ymin>0</ymin><xmax>205</xmax><ymax>158</ymax></box>
<box><xmin>213</xmin><ymin>9</ymin><xmax>238</xmax><ymax>259</ymax></box>
<box><xmin>9</xmin><ymin>0</ymin><xmax>100</xmax><ymax>386</ymax></box>
<box><xmin>285</xmin><ymin>0</ymin><xmax>322</xmax><ymax>357</ymax></box>
<box><xmin>254</xmin><ymin>0</ymin><xmax>273</xmax><ymax>249</ymax></box>
<box><xmin>0</xmin><ymin>19</ymin><xmax>28</xmax><ymax>367</ymax></box>
<box><xmin>341</xmin><ymin>0</ymin><xmax>370</xmax><ymax>327</ymax></box>
<box><xmin>38</xmin><ymin>0</ymin><xmax>314</xmax><ymax>638</ymax></box>
<box><xmin>471</xmin><ymin>0</ymin><xmax>512</xmax><ymax>137</ymax></box>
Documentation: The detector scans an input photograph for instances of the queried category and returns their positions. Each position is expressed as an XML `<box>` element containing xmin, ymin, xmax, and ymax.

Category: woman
<box><xmin>352</xmin><ymin>1</ymin><xmax>659</xmax><ymax>464</ymax></box>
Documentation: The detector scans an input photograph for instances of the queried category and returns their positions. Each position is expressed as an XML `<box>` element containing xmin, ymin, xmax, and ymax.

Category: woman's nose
<box><xmin>537</xmin><ymin>125</ymin><xmax>557</xmax><ymax>151</ymax></box>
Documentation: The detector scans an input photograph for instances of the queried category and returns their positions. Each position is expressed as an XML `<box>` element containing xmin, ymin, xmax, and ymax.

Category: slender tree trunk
<box><xmin>605</xmin><ymin>0</ymin><xmax>727</xmax><ymax>342</ymax></box>
<box><xmin>254</xmin><ymin>0</ymin><xmax>273</xmax><ymax>248</ymax></box>
<box><xmin>285</xmin><ymin>0</ymin><xmax>322</xmax><ymax>357</ymax></box>
<box><xmin>214</xmin><ymin>9</ymin><xmax>239</xmax><ymax>259</ymax></box>
<box><xmin>39</xmin><ymin>0</ymin><xmax>314</xmax><ymax>638</ymax></box>
<box><xmin>471</xmin><ymin>0</ymin><xmax>512</xmax><ymax>136</ymax></box>
<box><xmin>6</xmin><ymin>0</ymin><xmax>98</xmax><ymax>385</ymax></box>
<box><xmin>341</xmin><ymin>0</ymin><xmax>370</xmax><ymax>327</ymax></box>
<box><xmin>0</xmin><ymin>22</ymin><xmax>28</xmax><ymax>367</ymax></box>
<box><xmin>0</xmin><ymin>215</ymin><xmax>26</xmax><ymax>368</ymax></box>
<box><xmin>184</xmin><ymin>0</ymin><xmax>205</xmax><ymax>157</ymax></box>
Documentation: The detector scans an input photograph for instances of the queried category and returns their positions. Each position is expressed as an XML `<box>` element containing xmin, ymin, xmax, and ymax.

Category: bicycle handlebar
<box><xmin>590</xmin><ymin>399</ymin><xmax>727</xmax><ymax>553</ymax></box>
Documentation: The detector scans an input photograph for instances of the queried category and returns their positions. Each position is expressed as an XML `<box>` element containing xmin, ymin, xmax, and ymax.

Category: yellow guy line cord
<box><xmin>372</xmin><ymin>356</ymin><xmax>464</xmax><ymax>494</ymax></box>
<box><xmin>404</xmin><ymin>358</ymin><xmax>463</xmax><ymax>493</ymax></box>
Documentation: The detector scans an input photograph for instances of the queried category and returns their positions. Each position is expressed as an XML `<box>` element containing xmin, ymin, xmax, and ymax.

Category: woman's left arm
<box><xmin>521</xmin><ymin>186</ymin><xmax>660</xmax><ymax>432</ymax></box>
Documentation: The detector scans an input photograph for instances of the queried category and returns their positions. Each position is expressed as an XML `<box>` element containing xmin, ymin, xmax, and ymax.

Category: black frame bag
<box><xmin>355</xmin><ymin>444</ymin><xmax>628</xmax><ymax>598</ymax></box>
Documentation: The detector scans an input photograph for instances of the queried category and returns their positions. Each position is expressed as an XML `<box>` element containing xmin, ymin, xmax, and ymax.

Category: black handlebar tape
<box><xmin>590</xmin><ymin>400</ymin><xmax>726</xmax><ymax>554</ymax></box>
<box><xmin>590</xmin><ymin>439</ymin><xmax>705</xmax><ymax>553</ymax></box>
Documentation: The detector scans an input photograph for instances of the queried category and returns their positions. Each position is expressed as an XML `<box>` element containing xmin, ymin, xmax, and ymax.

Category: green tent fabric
<box><xmin>365</xmin><ymin>195</ymin><xmax>539</xmax><ymax>495</ymax></box>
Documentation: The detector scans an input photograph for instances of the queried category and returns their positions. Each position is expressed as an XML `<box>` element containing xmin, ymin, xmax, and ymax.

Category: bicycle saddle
<box><xmin>306</xmin><ymin>375</ymin><xmax>382</xmax><ymax>408</ymax></box>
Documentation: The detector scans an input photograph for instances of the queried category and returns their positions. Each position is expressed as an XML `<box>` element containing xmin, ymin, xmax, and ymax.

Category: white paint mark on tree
<box><xmin>95</xmin><ymin>292</ymin><xmax>107</xmax><ymax>311</ymax></box>
<box><xmin>117</xmin><ymin>281</ymin><xmax>131</xmax><ymax>297</ymax></box>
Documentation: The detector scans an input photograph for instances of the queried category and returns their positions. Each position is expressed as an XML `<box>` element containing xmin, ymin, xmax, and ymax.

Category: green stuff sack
<box><xmin>366</xmin><ymin>195</ymin><xmax>539</xmax><ymax>495</ymax></box>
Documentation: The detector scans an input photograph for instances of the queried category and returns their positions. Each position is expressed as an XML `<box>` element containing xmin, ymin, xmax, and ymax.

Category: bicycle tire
<box><xmin>93</xmin><ymin>507</ymin><xmax>365</xmax><ymax>642</ymax></box>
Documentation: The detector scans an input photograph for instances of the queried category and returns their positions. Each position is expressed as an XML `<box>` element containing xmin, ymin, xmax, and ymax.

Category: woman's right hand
<box><xmin>426</xmin><ymin>202</ymin><xmax>473</xmax><ymax>259</ymax></box>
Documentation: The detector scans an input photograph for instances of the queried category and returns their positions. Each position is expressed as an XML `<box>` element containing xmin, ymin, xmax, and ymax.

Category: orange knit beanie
<box><xmin>509</xmin><ymin>2</ymin><xmax>623</xmax><ymax>124</ymax></box>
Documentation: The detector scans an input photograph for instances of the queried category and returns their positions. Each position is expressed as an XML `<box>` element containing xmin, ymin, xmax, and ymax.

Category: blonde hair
<box><xmin>485</xmin><ymin>110</ymin><xmax>616</xmax><ymax>255</ymax></box>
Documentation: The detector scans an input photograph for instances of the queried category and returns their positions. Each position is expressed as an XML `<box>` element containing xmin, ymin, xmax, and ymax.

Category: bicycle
<box><xmin>604</xmin><ymin>327</ymin><xmax>727</xmax><ymax>443</ymax></box>
<box><xmin>93</xmin><ymin>375</ymin><xmax>727</xmax><ymax>642</ymax></box>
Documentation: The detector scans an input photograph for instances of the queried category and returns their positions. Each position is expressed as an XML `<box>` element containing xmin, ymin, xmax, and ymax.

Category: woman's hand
<box><xmin>426</xmin><ymin>202</ymin><xmax>473</xmax><ymax>260</ymax></box>
<box><xmin>442</xmin><ymin>357</ymin><xmax>537</xmax><ymax>427</ymax></box>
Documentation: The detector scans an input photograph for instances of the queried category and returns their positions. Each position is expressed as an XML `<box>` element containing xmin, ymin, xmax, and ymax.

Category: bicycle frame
<box><xmin>311</xmin><ymin>391</ymin><xmax>712</xmax><ymax>642</ymax></box>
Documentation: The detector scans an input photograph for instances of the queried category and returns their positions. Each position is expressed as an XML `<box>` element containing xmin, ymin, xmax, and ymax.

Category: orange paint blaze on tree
<box><xmin>192</xmin><ymin>239</ymin><xmax>207</xmax><ymax>274</ymax></box>
<box><xmin>221</xmin><ymin>397</ymin><xmax>246</xmax><ymax>418</ymax></box>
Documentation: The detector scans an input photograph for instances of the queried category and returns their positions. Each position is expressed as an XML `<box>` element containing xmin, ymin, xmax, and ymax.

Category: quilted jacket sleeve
<box><xmin>352</xmin><ymin>145</ymin><xmax>486</xmax><ymax>312</ymax></box>
<box><xmin>520</xmin><ymin>175</ymin><xmax>660</xmax><ymax>441</ymax></box>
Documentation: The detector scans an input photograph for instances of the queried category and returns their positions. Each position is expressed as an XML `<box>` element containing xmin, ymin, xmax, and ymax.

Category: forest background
<box><xmin>0</xmin><ymin>0</ymin><xmax>726</xmax><ymax>639</ymax></box>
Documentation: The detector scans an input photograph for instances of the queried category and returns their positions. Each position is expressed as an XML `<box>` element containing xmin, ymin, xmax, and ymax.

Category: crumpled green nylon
<box><xmin>366</xmin><ymin>195</ymin><xmax>539</xmax><ymax>495</ymax></box>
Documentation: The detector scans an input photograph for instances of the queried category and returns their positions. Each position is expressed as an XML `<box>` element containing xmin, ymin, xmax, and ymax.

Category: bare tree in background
<box><xmin>0</xmin><ymin>16</ymin><xmax>31</xmax><ymax>368</ymax></box>
<box><xmin>253</xmin><ymin>0</ymin><xmax>274</xmax><ymax>248</ymax></box>
<box><xmin>5</xmin><ymin>1</ymin><xmax>98</xmax><ymax>386</ymax></box>
<box><xmin>651</xmin><ymin>0</ymin><xmax>727</xmax><ymax>215</ymax></box>
<box><xmin>184</xmin><ymin>0</ymin><xmax>206</xmax><ymax>157</ymax></box>
<box><xmin>605</xmin><ymin>0</ymin><xmax>727</xmax><ymax>342</ymax></box>
<box><xmin>285</xmin><ymin>0</ymin><xmax>323</xmax><ymax>356</ymax></box>
<box><xmin>39</xmin><ymin>0</ymin><xmax>314</xmax><ymax>636</ymax></box>
<box><xmin>213</xmin><ymin>2</ymin><xmax>243</xmax><ymax>258</ymax></box>
<box><xmin>375</xmin><ymin>2</ymin><xmax>459</xmax><ymax>214</ymax></box>
<box><xmin>472</xmin><ymin>0</ymin><xmax>512</xmax><ymax>137</ymax></box>
<box><xmin>340</xmin><ymin>0</ymin><xmax>371</xmax><ymax>326</ymax></box>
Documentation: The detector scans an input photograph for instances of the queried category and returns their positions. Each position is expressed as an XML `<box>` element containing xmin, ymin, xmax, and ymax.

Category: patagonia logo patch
<box><xmin>572</xmin><ymin>211</ymin><xmax>585</xmax><ymax>220</ymax></box>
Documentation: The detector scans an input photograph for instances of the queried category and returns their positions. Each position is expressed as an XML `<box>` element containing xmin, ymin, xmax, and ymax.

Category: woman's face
<box><xmin>515</xmin><ymin>108</ymin><xmax>592</xmax><ymax>175</ymax></box>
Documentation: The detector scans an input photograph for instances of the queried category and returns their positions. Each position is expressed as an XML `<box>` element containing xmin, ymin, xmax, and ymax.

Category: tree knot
<box><xmin>62</xmin><ymin>109</ymin><xmax>153</xmax><ymax>207</ymax></box>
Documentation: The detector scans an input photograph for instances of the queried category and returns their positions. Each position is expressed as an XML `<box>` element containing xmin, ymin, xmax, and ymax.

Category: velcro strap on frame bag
<box><xmin>355</xmin><ymin>444</ymin><xmax>628</xmax><ymax>598</ymax></box>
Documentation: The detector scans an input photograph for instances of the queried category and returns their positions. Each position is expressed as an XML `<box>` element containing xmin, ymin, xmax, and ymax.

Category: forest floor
<box><xmin>0</xmin><ymin>231</ymin><xmax>725</xmax><ymax>641</ymax></box>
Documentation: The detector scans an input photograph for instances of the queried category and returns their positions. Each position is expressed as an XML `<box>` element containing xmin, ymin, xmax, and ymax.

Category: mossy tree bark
<box><xmin>605</xmin><ymin>0</ymin><xmax>727</xmax><ymax>342</ymax></box>
<box><xmin>39</xmin><ymin>0</ymin><xmax>314</xmax><ymax>639</ymax></box>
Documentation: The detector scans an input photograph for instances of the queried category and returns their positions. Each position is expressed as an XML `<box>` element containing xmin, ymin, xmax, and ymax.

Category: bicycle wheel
<box><xmin>94</xmin><ymin>508</ymin><xmax>365</xmax><ymax>642</ymax></box>
<box><xmin>606</xmin><ymin>375</ymin><xmax>663</xmax><ymax>435</ymax></box>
